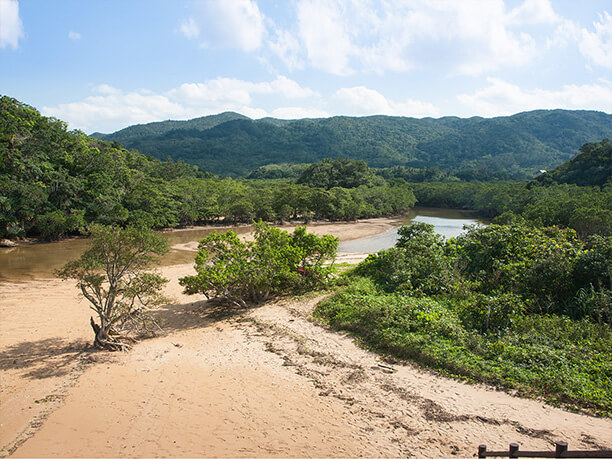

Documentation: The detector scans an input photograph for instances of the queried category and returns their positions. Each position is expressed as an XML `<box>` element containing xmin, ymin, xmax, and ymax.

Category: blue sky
<box><xmin>1</xmin><ymin>0</ymin><xmax>611</xmax><ymax>133</ymax></box>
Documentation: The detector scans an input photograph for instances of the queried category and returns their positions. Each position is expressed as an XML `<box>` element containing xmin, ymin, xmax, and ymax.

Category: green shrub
<box><xmin>457</xmin><ymin>292</ymin><xmax>525</xmax><ymax>333</ymax></box>
<box><xmin>573</xmin><ymin>286</ymin><xmax>612</xmax><ymax>326</ymax></box>
<box><xmin>315</xmin><ymin>277</ymin><xmax>612</xmax><ymax>413</ymax></box>
<box><xmin>180</xmin><ymin>221</ymin><xmax>338</xmax><ymax>307</ymax></box>
<box><xmin>356</xmin><ymin>222</ymin><xmax>454</xmax><ymax>295</ymax></box>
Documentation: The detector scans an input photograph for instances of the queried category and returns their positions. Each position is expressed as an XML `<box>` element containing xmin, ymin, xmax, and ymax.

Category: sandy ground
<box><xmin>1</xmin><ymin>221</ymin><xmax>611</xmax><ymax>457</ymax></box>
<box><xmin>170</xmin><ymin>217</ymin><xmax>397</xmax><ymax>253</ymax></box>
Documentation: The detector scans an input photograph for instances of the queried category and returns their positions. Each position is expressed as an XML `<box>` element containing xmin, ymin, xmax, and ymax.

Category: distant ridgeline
<box><xmin>91</xmin><ymin>109</ymin><xmax>612</xmax><ymax>177</ymax></box>
<box><xmin>2</xmin><ymin>95</ymin><xmax>610</xmax><ymax>240</ymax></box>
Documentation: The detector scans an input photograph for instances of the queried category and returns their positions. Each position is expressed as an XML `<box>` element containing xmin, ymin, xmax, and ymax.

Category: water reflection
<box><xmin>0</xmin><ymin>208</ymin><xmax>487</xmax><ymax>282</ymax></box>
<box><xmin>0</xmin><ymin>226</ymin><xmax>253</xmax><ymax>282</ymax></box>
<box><xmin>338</xmin><ymin>207</ymin><xmax>486</xmax><ymax>253</ymax></box>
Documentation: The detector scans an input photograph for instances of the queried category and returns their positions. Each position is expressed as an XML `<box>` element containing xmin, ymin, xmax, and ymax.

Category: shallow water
<box><xmin>0</xmin><ymin>225</ymin><xmax>254</xmax><ymax>282</ymax></box>
<box><xmin>0</xmin><ymin>208</ymin><xmax>486</xmax><ymax>281</ymax></box>
<box><xmin>338</xmin><ymin>207</ymin><xmax>485</xmax><ymax>253</ymax></box>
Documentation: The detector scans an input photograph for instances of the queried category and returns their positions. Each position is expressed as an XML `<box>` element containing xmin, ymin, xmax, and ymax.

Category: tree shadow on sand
<box><xmin>0</xmin><ymin>338</ymin><xmax>91</xmax><ymax>380</ymax></box>
<box><xmin>151</xmin><ymin>297</ymin><xmax>251</xmax><ymax>334</ymax></box>
<box><xmin>0</xmin><ymin>299</ymin><xmax>255</xmax><ymax>380</ymax></box>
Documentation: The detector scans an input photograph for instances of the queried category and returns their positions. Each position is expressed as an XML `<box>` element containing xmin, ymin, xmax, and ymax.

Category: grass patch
<box><xmin>314</xmin><ymin>276</ymin><xmax>612</xmax><ymax>415</ymax></box>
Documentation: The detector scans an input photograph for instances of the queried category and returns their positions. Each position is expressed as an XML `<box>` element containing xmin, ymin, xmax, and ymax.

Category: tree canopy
<box><xmin>297</xmin><ymin>158</ymin><xmax>382</xmax><ymax>189</ymax></box>
<box><xmin>536</xmin><ymin>138</ymin><xmax>611</xmax><ymax>187</ymax></box>
<box><xmin>56</xmin><ymin>224</ymin><xmax>169</xmax><ymax>349</ymax></box>
<box><xmin>179</xmin><ymin>221</ymin><xmax>337</xmax><ymax>307</ymax></box>
<box><xmin>0</xmin><ymin>97</ymin><xmax>417</xmax><ymax>240</ymax></box>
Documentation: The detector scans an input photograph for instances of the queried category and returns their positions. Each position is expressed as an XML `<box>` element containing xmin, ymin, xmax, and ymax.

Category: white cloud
<box><xmin>457</xmin><ymin>78</ymin><xmax>612</xmax><ymax>116</ymax></box>
<box><xmin>68</xmin><ymin>31</ymin><xmax>81</xmax><ymax>41</ymax></box>
<box><xmin>179</xmin><ymin>18</ymin><xmax>199</xmax><ymax>39</ymax></box>
<box><xmin>186</xmin><ymin>0</ymin><xmax>265</xmax><ymax>51</ymax></box>
<box><xmin>266</xmin><ymin>76</ymin><xmax>318</xmax><ymax>98</ymax></box>
<box><xmin>547</xmin><ymin>19</ymin><xmax>582</xmax><ymax>48</ymax></box>
<box><xmin>168</xmin><ymin>76</ymin><xmax>318</xmax><ymax>107</ymax></box>
<box><xmin>334</xmin><ymin>86</ymin><xmax>440</xmax><ymax>117</ymax></box>
<box><xmin>296</xmin><ymin>0</ymin><xmax>353</xmax><ymax>75</ymax></box>
<box><xmin>42</xmin><ymin>77</ymin><xmax>320</xmax><ymax>133</ymax></box>
<box><xmin>548</xmin><ymin>13</ymin><xmax>612</xmax><ymax>69</ymax></box>
<box><xmin>0</xmin><ymin>0</ymin><xmax>24</xmax><ymax>49</ymax></box>
<box><xmin>270</xmin><ymin>107</ymin><xmax>329</xmax><ymax>119</ymax></box>
<box><xmin>506</xmin><ymin>0</ymin><xmax>560</xmax><ymax>25</ymax></box>
<box><xmin>169</xmin><ymin>79</ymin><xmax>255</xmax><ymax>106</ymax></box>
<box><xmin>43</xmin><ymin>88</ymin><xmax>188</xmax><ymax>134</ymax></box>
<box><xmin>273</xmin><ymin>0</ymin><xmax>549</xmax><ymax>76</ymax></box>
<box><xmin>579</xmin><ymin>12</ymin><xmax>612</xmax><ymax>69</ymax></box>
<box><xmin>268</xmin><ymin>28</ymin><xmax>304</xmax><ymax>71</ymax></box>
<box><xmin>93</xmin><ymin>84</ymin><xmax>122</xmax><ymax>95</ymax></box>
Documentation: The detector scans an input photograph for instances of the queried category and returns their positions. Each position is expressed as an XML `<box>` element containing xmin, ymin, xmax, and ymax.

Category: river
<box><xmin>338</xmin><ymin>207</ymin><xmax>485</xmax><ymax>253</ymax></box>
<box><xmin>0</xmin><ymin>208</ymin><xmax>485</xmax><ymax>282</ymax></box>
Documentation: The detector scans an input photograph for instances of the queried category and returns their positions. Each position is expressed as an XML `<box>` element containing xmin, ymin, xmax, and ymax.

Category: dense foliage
<box><xmin>246</xmin><ymin>162</ymin><xmax>308</xmax><ymax>180</ymax></box>
<box><xmin>535</xmin><ymin>138</ymin><xmax>611</xmax><ymax>187</ymax></box>
<box><xmin>92</xmin><ymin>110</ymin><xmax>612</xmax><ymax>177</ymax></box>
<box><xmin>179</xmin><ymin>221</ymin><xmax>338</xmax><ymax>307</ymax></box>
<box><xmin>316</xmin><ymin>277</ymin><xmax>612</xmax><ymax>414</ymax></box>
<box><xmin>377</xmin><ymin>165</ymin><xmax>527</xmax><ymax>182</ymax></box>
<box><xmin>297</xmin><ymin>158</ymin><xmax>383</xmax><ymax>189</ymax></box>
<box><xmin>0</xmin><ymin>97</ymin><xmax>416</xmax><ymax>239</ymax></box>
<box><xmin>57</xmin><ymin>224</ymin><xmax>169</xmax><ymax>350</ymax></box>
<box><xmin>316</xmin><ymin>221</ymin><xmax>612</xmax><ymax>413</ymax></box>
<box><xmin>411</xmin><ymin>181</ymin><xmax>612</xmax><ymax>236</ymax></box>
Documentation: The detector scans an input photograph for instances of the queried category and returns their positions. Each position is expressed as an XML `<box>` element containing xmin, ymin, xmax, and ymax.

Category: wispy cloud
<box><xmin>42</xmin><ymin>76</ymin><xmax>321</xmax><ymax>133</ymax></box>
<box><xmin>179</xmin><ymin>18</ymin><xmax>199</xmax><ymax>39</ymax></box>
<box><xmin>549</xmin><ymin>12</ymin><xmax>612</xmax><ymax>69</ymax></box>
<box><xmin>68</xmin><ymin>31</ymin><xmax>81</xmax><ymax>41</ymax></box>
<box><xmin>333</xmin><ymin>86</ymin><xmax>440</xmax><ymax>117</ymax></box>
<box><xmin>0</xmin><ymin>0</ymin><xmax>24</xmax><ymax>49</ymax></box>
<box><xmin>267</xmin><ymin>0</ymin><xmax>560</xmax><ymax>76</ymax></box>
<box><xmin>579</xmin><ymin>12</ymin><xmax>612</xmax><ymax>69</ymax></box>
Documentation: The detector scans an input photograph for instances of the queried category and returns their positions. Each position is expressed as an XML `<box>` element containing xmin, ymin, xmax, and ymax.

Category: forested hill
<box><xmin>536</xmin><ymin>138</ymin><xmax>611</xmax><ymax>187</ymax></box>
<box><xmin>91</xmin><ymin>111</ymin><xmax>249</xmax><ymax>144</ymax></box>
<box><xmin>92</xmin><ymin>110</ymin><xmax>612</xmax><ymax>177</ymax></box>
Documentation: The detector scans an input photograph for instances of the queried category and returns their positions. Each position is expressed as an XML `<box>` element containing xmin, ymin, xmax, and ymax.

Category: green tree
<box><xmin>297</xmin><ymin>158</ymin><xmax>382</xmax><ymax>189</ymax></box>
<box><xmin>356</xmin><ymin>222</ymin><xmax>453</xmax><ymax>295</ymax></box>
<box><xmin>57</xmin><ymin>224</ymin><xmax>169</xmax><ymax>350</ymax></box>
<box><xmin>179</xmin><ymin>221</ymin><xmax>337</xmax><ymax>307</ymax></box>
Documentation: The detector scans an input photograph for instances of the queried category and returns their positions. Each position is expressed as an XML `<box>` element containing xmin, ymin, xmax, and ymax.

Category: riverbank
<box><xmin>169</xmin><ymin>217</ymin><xmax>399</xmax><ymax>252</ymax></box>
<box><xmin>0</xmin><ymin>217</ymin><xmax>398</xmax><ymax>282</ymax></box>
<box><xmin>1</xmin><ymin>219</ymin><xmax>611</xmax><ymax>457</ymax></box>
<box><xmin>2</xmin><ymin>262</ymin><xmax>612</xmax><ymax>457</ymax></box>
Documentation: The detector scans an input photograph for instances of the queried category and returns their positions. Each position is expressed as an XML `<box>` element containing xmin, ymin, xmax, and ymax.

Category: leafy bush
<box><xmin>180</xmin><ymin>221</ymin><xmax>338</xmax><ymax>307</ymax></box>
<box><xmin>455</xmin><ymin>223</ymin><xmax>582</xmax><ymax>311</ymax></box>
<box><xmin>573</xmin><ymin>286</ymin><xmax>612</xmax><ymax>326</ymax></box>
<box><xmin>457</xmin><ymin>292</ymin><xmax>525</xmax><ymax>333</ymax></box>
<box><xmin>315</xmin><ymin>276</ymin><xmax>612</xmax><ymax>413</ymax></box>
<box><xmin>35</xmin><ymin>209</ymin><xmax>86</xmax><ymax>240</ymax></box>
<box><xmin>356</xmin><ymin>222</ymin><xmax>453</xmax><ymax>295</ymax></box>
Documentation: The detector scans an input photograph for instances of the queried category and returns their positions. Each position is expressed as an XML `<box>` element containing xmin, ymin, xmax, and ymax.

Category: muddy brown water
<box><xmin>0</xmin><ymin>208</ymin><xmax>485</xmax><ymax>282</ymax></box>
<box><xmin>0</xmin><ymin>226</ymin><xmax>255</xmax><ymax>282</ymax></box>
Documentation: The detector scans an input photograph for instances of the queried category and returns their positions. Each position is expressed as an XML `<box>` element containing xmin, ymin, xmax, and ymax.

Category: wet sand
<box><xmin>1</xmin><ymin>221</ymin><xmax>611</xmax><ymax>457</ymax></box>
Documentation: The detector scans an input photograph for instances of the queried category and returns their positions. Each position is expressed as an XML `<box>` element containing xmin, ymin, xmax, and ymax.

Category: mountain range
<box><xmin>91</xmin><ymin>110</ymin><xmax>612</xmax><ymax>177</ymax></box>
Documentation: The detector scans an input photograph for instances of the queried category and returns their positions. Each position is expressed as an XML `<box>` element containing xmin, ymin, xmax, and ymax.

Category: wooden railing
<box><xmin>478</xmin><ymin>442</ymin><xmax>612</xmax><ymax>458</ymax></box>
